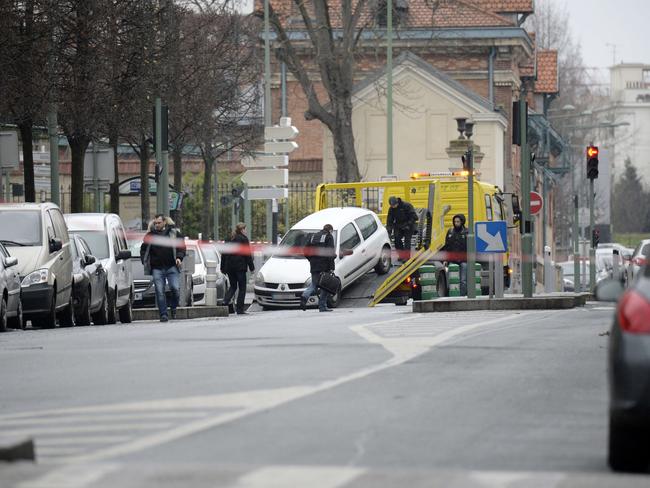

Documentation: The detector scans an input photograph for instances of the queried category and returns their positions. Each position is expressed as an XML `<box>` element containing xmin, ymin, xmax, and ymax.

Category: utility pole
<box><xmin>466</xmin><ymin>121</ymin><xmax>476</xmax><ymax>299</ymax></box>
<box><xmin>520</xmin><ymin>87</ymin><xmax>533</xmax><ymax>297</ymax></box>
<box><xmin>48</xmin><ymin>110</ymin><xmax>59</xmax><ymax>206</ymax></box>
<box><xmin>263</xmin><ymin>0</ymin><xmax>277</xmax><ymax>243</ymax></box>
<box><xmin>154</xmin><ymin>98</ymin><xmax>169</xmax><ymax>216</ymax></box>
<box><xmin>386</xmin><ymin>0</ymin><xmax>393</xmax><ymax>176</ymax></box>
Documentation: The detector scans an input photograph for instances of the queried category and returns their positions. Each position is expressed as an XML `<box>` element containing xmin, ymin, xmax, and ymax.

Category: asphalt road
<box><xmin>1</xmin><ymin>303</ymin><xmax>648</xmax><ymax>487</ymax></box>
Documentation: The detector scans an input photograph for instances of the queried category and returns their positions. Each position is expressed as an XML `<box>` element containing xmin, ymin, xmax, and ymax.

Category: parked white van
<box><xmin>0</xmin><ymin>203</ymin><xmax>74</xmax><ymax>328</ymax></box>
<box><xmin>64</xmin><ymin>213</ymin><xmax>133</xmax><ymax>323</ymax></box>
<box><xmin>254</xmin><ymin>207</ymin><xmax>392</xmax><ymax>309</ymax></box>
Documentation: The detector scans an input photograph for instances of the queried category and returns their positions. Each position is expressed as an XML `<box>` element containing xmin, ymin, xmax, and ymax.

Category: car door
<box><xmin>110</xmin><ymin>227</ymin><xmax>126</xmax><ymax>308</ymax></box>
<box><xmin>336</xmin><ymin>223</ymin><xmax>363</xmax><ymax>287</ymax></box>
<box><xmin>48</xmin><ymin>209</ymin><xmax>72</xmax><ymax>307</ymax></box>
<box><xmin>0</xmin><ymin>243</ymin><xmax>19</xmax><ymax>313</ymax></box>
<box><xmin>115</xmin><ymin>223</ymin><xmax>132</xmax><ymax>306</ymax></box>
<box><xmin>355</xmin><ymin>213</ymin><xmax>382</xmax><ymax>273</ymax></box>
<box><xmin>79</xmin><ymin>237</ymin><xmax>104</xmax><ymax>309</ymax></box>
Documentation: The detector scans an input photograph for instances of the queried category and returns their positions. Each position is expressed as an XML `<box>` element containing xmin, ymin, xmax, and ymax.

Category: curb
<box><xmin>413</xmin><ymin>294</ymin><xmax>584</xmax><ymax>312</ymax></box>
<box><xmin>0</xmin><ymin>437</ymin><xmax>35</xmax><ymax>462</ymax></box>
<box><xmin>132</xmin><ymin>306</ymin><xmax>229</xmax><ymax>321</ymax></box>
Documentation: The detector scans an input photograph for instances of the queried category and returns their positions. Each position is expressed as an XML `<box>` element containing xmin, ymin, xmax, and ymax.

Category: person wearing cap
<box><xmin>386</xmin><ymin>196</ymin><xmax>418</xmax><ymax>259</ymax></box>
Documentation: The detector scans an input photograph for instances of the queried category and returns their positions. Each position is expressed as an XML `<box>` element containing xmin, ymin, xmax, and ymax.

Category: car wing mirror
<box><xmin>49</xmin><ymin>238</ymin><xmax>62</xmax><ymax>253</ymax></box>
<box><xmin>4</xmin><ymin>256</ymin><xmax>17</xmax><ymax>268</ymax></box>
<box><xmin>117</xmin><ymin>250</ymin><xmax>132</xmax><ymax>261</ymax></box>
<box><xmin>84</xmin><ymin>254</ymin><xmax>96</xmax><ymax>266</ymax></box>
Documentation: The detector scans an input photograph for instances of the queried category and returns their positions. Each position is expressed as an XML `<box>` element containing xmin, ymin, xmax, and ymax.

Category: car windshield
<box><xmin>278</xmin><ymin>229</ymin><xmax>338</xmax><ymax>258</ymax></box>
<box><xmin>0</xmin><ymin>211</ymin><xmax>41</xmax><ymax>246</ymax></box>
<box><xmin>71</xmin><ymin>231</ymin><xmax>109</xmax><ymax>259</ymax></box>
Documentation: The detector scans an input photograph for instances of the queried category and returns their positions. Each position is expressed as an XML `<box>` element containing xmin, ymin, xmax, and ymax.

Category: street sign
<box><xmin>0</xmin><ymin>132</ymin><xmax>19</xmax><ymax>169</ymax></box>
<box><xmin>475</xmin><ymin>220</ymin><xmax>508</xmax><ymax>253</ymax></box>
<box><xmin>84</xmin><ymin>146</ymin><xmax>115</xmax><ymax>182</ymax></box>
<box><xmin>241</xmin><ymin>154</ymin><xmax>289</xmax><ymax>168</ymax></box>
<box><xmin>265</xmin><ymin>125</ymin><xmax>299</xmax><ymax>140</ymax></box>
<box><xmin>264</xmin><ymin>141</ymin><xmax>298</xmax><ymax>154</ymax></box>
<box><xmin>244</xmin><ymin>188</ymin><xmax>288</xmax><ymax>200</ymax></box>
<box><xmin>530</xmin><ymin>191</ymin><xmax>543</xmax><ymax>216</ymax></box>
<box><xmin>241</xmin><ymin>168</ymin><xmax>288</xmax><ymax>187</ymax></box>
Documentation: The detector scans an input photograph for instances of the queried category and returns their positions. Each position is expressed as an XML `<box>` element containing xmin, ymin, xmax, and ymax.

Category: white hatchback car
<box><xmin>254</xmin><ymin>207</ymin><xmax>392</xmax><ymax>309</ymax></box>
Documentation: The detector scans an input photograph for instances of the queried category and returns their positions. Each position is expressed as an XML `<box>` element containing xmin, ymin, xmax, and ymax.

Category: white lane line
<box><xmin>229</xmin><ymin>465</ymin><xmax>365</xmax><ymax>488</ymax></box>
<box><xmin>469</xmin><ymin>470</ymin><xmax>566</xmax><ymax>487</ymax></box>
<box><xmin>34</xmin><ymin>436</ymin><xmax>132</xmax><ymax>446</ymax></box>
<box><xmin>0</xmin><ymin>411</ymin><xmax>207</xmax><ymax>426</ymax></box>
<box><xmin>16</xmin><ymin>463</ymin><xmax>120</xmax><ymax>488</ymax></box>
<box><xmin>4</xmin><ymin>422</ymin><xmax>173</xmax><ymax>436</ymax></box>
<box><xmin>54</xmin><ymin>312</ymin><xmax>522</xmax><ymax>464</ymax></box>
<box><xmin>35</xmin><ymin>446</ymin><xmax>87</xmax><ymax>456</ymax></box>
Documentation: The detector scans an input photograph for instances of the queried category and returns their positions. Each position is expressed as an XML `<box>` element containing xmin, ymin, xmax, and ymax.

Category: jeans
<box><xmin>224</xmin><ymin>270</ymin><xmax>247</xmax><ymax>313</ymax></box>
<box><xmin>302</xmin><ymin>272</ymin><xmax>329</xmax><ymax>310</ymax></box>
<box><xmin>152</xmin><ymin>266</ymin><xmax>180</xmax><ymax>317</ymax></box>
<box><xmin>459</xmin><ymin>262</ymin><xmax>468</xmax><ymax>296</ymax></box>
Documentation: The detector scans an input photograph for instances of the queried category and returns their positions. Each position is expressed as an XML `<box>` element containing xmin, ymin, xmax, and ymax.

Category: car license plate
<box><xmin>272</xmin><ymin>293</ymin><xmax>287</xmax><ymax>300</ymax></box>
<box><xmin>135</xmin><ymin>292</ymin><xmax>143</xmax><ymax>301</ymax></box>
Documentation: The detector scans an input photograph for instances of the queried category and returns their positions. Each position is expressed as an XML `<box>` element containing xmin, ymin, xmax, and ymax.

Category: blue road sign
<box><xmin>475</xmin><ymin>220</ymin><xmax>508</xmax><ymax>253</ymax></box>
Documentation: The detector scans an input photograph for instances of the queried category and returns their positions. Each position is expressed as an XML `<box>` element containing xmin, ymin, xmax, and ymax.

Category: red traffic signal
<box><xmin>586</xmin><ymin>146</ymin><xmax>599</xmax><ymax>158</ymax></box>
<box><xmin>586</xmin><ymin>145</ymin><xmax>599</xmax><ymax>180</ymax></box>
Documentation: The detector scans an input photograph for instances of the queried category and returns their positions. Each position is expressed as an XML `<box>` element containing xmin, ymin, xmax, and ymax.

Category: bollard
<box><xmin>205</xmin><ymin>259</ymin><xmax>217</xmax><ymax>306</ymax></box>
<box><xmin>419</xmin><ymin>265</ymin><xmax>438</xmax><ymax>300</ymax></box>
<box><xmin>544</xmin><ymin>245</ymin><xmax>554</xmax><ymax>293</ymax></box>
<box><xmin>474</xmin><ymin>263</ymin><xmax>482</xmax><ymax>296</ymax></box>
<box><xmin>448</xmin><ymin>263</ymin><xmax>460</xmax><ymax>297</ymax></box>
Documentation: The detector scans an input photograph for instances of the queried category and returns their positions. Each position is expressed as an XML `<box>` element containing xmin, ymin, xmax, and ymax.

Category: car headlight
<box><xmin>192</xmin><ymin>275</ymin><xmax>205</xmax><ymax>286</ymax></box>
<box><xmin>254</xmin><ymin>271</ymin><xmax>265</xmax><ymax>287</ymax></box>
<box><xmin>303</xmin><ymin>276</ymin><xmax>312</xmax><ymax>288</ymax></box>
<box><xmin>21</xmin><ymin>269</ymin><xmax>49</xmax><ymax>288</ymax></box>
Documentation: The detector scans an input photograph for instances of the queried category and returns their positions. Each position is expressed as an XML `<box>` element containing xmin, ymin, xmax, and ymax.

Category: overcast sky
<box><xmin>564</xmin><ymin>0</ymin><xmax>650</xmax><ymax>72</ymax></box>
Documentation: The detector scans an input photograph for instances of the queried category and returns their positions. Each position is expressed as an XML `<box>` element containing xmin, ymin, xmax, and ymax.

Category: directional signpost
<box><xmin>241</xmin><ymin>117</ymin><xmax>299</xmax><ymax>243</ymax></box>
<box><xmin>476</xmin><ymin>220</ymin><xmax>508</xmax><ymax>298</ymax></box>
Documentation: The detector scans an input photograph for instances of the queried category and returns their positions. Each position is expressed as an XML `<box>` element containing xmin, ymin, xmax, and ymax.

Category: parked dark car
<box><xmin>70</xmin><ymin>235</ymin><xmax>108</xmax><ymax>325</ymax></box>
<box><xmin>0</xmin><ymin>242</ymin><xmax>23</xmax><ymax>331</ymax></box>
<box><xmin>607</xmin><ymin>248</ymin><xmax>650</xmax><ymax>472</ymax></box>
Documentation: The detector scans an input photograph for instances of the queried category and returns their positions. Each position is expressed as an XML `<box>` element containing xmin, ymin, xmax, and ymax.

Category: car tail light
<box><xmin>618</xmin><ymin>290</ymin><xmax>650</xmax><ymax>334</ymax></box>
<box><xmin>633</xmin><ymin>257</ymin><xmax>647</xmax><ymax>267</ymax></box>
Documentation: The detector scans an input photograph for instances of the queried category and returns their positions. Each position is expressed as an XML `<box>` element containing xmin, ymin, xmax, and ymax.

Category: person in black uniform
<box><xmin>222</xmin><ymin>223</ymin><xmax>255</xmax><ymax>315</ymax></box>
<box><xmin>300</xmin><ymin>224</ymin><xmax>336</xmax><ymax>312</ymax></box>
<box><xmin>386</xmin><ymin>196</ymin><xmax>418</xmax><ymax>259</ymax></box>
<box><xmin>441</xmin><ymin>213</ymin><xmax>468</xmax><ymax>295</ymax></box>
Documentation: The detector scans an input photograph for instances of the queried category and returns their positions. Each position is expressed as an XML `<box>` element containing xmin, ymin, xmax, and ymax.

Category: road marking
<box><xmin>0</xmin><ymin>411</ymin><xmax>207</xmax><ymax>426</ymax></box>
<box><xmin>34</xmin><ymin>436</ymin><xmax>131</xmax><ymax>446</ymax></box>
<box><xmin>3</xmin><ymin>422</ymin><xmax>173</xmax><ymax>436</ymax></box>
<box><xmin>229</xmin><ymin>465</ymin><xmax>365</xmax><ymax>488</ymax></box>
<box><xmin>469</xmin><ymin>470</ymin><xmax>566</xmax><ymax>487</ymax></box>
<box><xmin>16</xmin><ymin>463</ymin><xmax>120</xmax><ymax>488</ymax></box>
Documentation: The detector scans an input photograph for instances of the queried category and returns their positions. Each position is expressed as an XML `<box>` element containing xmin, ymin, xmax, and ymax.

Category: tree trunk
<box><xmin>18</xmin><ymin>120</ymin><xmax>35</xmax><ymax>202</ymax></box>
<box><xmin>201</xmin><ymin>153</ymin><xmax>213</xmax><ymax>240</ymax></box>
<box><xmin>331</xmin><ymin>102</ymin><xmax>361</xmax><ymax>182</ymax></box>
<box><xmin>109</xmin><ymin>133</ymin><xmax>120</xmax><ymax>214</ymax></box>
<box><xmin>68</xmin><ymin>134</ymin><xmax>90</xmax><ymax>212</ymax></box>
<box><xmin>172</xmin><ymin>145</ymin><xmax>183</xmax><ymax>229</ymax></box>
<box><xmin>139</xmin><ymin>136</ymin><xmax>150</xmax><ymax>230</ymax></box>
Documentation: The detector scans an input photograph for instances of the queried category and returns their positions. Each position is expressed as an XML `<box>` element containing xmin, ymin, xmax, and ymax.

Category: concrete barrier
<box><xmin>133</xmin><ymin>306</ymin><xmax>228</xmax><ymax>321</ymax></box>
<box><xmin>413</xmin><ymin>294</ymin><xmax>581</xmax><ymax>312</ymax></box>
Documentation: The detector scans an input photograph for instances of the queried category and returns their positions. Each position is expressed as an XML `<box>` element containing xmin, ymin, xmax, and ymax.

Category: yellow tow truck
<box><xmin>315</xmin><ymin>172</ymin><xmax>515</xmax><ymax>305</ymax></box>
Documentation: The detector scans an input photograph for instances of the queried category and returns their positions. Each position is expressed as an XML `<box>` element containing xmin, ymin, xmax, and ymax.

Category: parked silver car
<box><xmin>0</xmin><ymin>242</ymin><xmax>23</xmax><ymax>331</ymax></box>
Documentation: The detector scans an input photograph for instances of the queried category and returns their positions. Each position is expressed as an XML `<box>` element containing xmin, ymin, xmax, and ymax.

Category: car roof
<box><xmin>292</xmin><ymin>207</ymin><xmax>375</xmax><ymax>231</ymax></box>
<box><xmin>64</xmin><ymin>213</ymin><xmax>121</xmax><ymax>231</ymax></box>
<box><xmin>0</xmin><ymin>202</ymin><xmax>60</xmax><ymax>211</ymax></box>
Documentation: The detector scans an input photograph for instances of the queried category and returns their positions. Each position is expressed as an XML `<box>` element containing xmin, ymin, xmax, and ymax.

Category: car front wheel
<box><xmin>92</xmin><ymin>289</ymin><xmax>109</xmax><ymax>325</ymax></box>
<box><xmin>0</xmin><ymin>296</ymin><xmax>7</xmax><ymax>332</ymax></box>
<box><xmin>58</xmin><ymin>294</ymin><xmax>76</xmax><ymax>327</ymax></box>
<box><xmin>118</xmin><ymin>292</ymin><xmax>133</xmax><ymax>323</ymax></box>
<box><xmin>8</xmin><ymin>297</ymin><xmax>24</xmax><ymax>330</ymax></box>
<box><xmin>608</xmin><ymin>418</ymin><xmax>649</xmax><ymax>472</ymax></box>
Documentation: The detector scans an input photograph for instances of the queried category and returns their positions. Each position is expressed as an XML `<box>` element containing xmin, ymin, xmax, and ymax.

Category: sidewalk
<box><xmin>413</xmin><ymin>292</ymin><xmax>592</xmax><ymax>312</ymax></box>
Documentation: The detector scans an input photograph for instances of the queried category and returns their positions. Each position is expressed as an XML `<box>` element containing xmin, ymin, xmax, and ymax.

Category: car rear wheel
<box><xmin>76</xmin><ymin>287</ymin><xmax>92</xmax><ymax>326</ymax></box>
<box><xmin>608</xmin><ymin>418</ymin><xmax>649</xmax><ymax>472</ymax></box>
<box><xmin>8</xmin><ymin>297</ymin><xmax>24</xmax><ymax>330</ymax></box>
<box><xmin>106</xmin><ymin>288</ymin><xmax>117</xmax><ymax>324</ymax></box>
<box><xmin>33</xmin><ymin>292</ymin><xmax>57</xmax><ymax>329</ymax></box>
<box><xmin>118</xmin><ymin>293</ymin><xmax>133</xmax><ymax>323</ymax></box>
<box><xmin>375</xmin><ymin>246</ymin><xmax>392</xmax><ymax>275</ymax></box>
<box><xmin>92</xmin><ymin>289</ymin><xmax>109</xmax><ymax>325</ymax></box>
<box><xmin>58</xmin><ymin>294</ymin><xmax>76</xmax><ymax>327</ymax></box>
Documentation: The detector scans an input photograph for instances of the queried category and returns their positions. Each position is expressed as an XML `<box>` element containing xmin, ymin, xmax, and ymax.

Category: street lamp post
<box><xmin>455</xmin><ymin>117</ymin><xmax>476</xmax><ymax>298</ymax></box>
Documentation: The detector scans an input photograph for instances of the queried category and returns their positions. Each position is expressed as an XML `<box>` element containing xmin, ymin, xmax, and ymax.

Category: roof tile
<box><xmin>535</xmin><ymin>50</ymin><xmax>558</xmax><ymax>93</ymax></box>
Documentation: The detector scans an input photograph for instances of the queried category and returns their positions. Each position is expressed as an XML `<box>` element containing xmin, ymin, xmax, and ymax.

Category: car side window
<box><xmin>0</xmin><ymin>243</ymin><xmax>8</xmax><ymax>258</ymax></box>
<box><xmin>50</xmin><ymin>209</ymin><xmax>69</xmax><ymax>243</ymax></box>
<box><xmin>111</xmin><ymin>230</ymin><xmax>120</xmax><ymax>257</ymax></box>
<box><xmin>117</xmin><ymin>226</ymin><xmax>128</xmax><ymax>251</ymax></box>
<box><xmin>340</xmin><ymin>223</ymin><xmax>361</xmax><ymax>250</ymax></box>
<box><xmin>355</xmin><ymin>214</ymin><xmax>378</xmax><ymax>240</ymax></box>
<box><xmin>45</xmin><ymin>211</ymin><xmax>56</xmax><ymax>242</ymax></box>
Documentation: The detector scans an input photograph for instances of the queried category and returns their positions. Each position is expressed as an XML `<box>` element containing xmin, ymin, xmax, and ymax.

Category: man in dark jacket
<box><xmin>141</xmin><ymin>214</ymin><xmax>186</xmax><ymax>321</ymax></box>
<box><xmin>301</xmin><ymin>224</ymin><xmax>336</xmax><ymax>312</ymax></box>
<box><xmin>442</xmin><ymin>214</ymin><xmax>468</xmax><ymax>295</ymax></box>
<box><xmin>222</xmin><ymin>223</ymin><xmax>255</xmax><ymax>315</ymax></box>
<box><xmin>386</xmin><ymin>196</ymin><xmax>418</xmax><ymax>259</ymax></box>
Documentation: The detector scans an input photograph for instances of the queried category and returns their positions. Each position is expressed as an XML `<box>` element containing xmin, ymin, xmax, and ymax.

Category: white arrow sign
<box><xmin>244</xmin><ymin>187</ymin><xmax>288</xmax><ymax>200</ymax></box>
<box><xmin>264</xmin><ymin>141</ymin><xmax>298</xmax><ymax>154</ymax></box>
<box><xmin>476</xmin><ymin>223</ymin><xmax>506</xmax><ymax>252</ymax></box>
<box><xmin>265</xmin><ymin>125</ymin><xmax>299</xmax><ymax>140</ymax></box>
<box><xmin>241</xmin><ymin>154</ymin><xmax>289</xmax><ymax>168</ymax></box>
<box><xmin>241</xmin><ymin>169</ymin><xmax>288</xmax><ymax>187</ymax></box>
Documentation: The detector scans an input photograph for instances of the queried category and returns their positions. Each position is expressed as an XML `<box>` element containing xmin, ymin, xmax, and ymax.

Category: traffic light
<box><xmin>586</xmin><ymin>145</ymin><xmax>599</xmax><ymax>180</ymax></box>
<box><xmin>592</xmin><ymin>228</ymin><xmax>600</xmax><ymax>248</ymax></box>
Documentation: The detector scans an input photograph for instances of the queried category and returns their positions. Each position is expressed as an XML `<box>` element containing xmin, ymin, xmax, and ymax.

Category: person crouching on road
<box><xmin>222</xmin><ymin>223</ymin><xmax>255</xmax><ymax>315</ymax></box>
<box><xmin>386</xmin><ymin>196</ymin><xmax>418</xmax><ymax>260</ymax></box>
<box><xmin>301</xmin><ymin>223</ymin><xmax>336</xmax><ymax>312</ymax></box>
<box><xmin>442</xmin><ymin>214</ymin><xmax>468</xmax><ymax>296</ymax></box>
<box><xmin>141</xmin><ymin>214</ymin><xmax>186</xmax><ymax>322</ymax></box>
